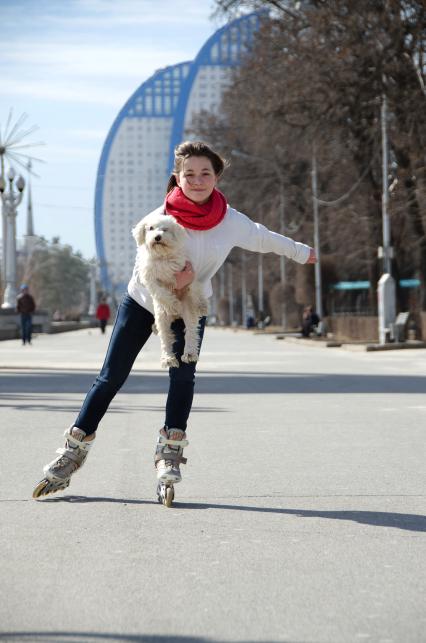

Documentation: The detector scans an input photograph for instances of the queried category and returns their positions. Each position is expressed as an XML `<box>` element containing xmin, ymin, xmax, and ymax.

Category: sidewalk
<box><xmin>0</xmin><ymin>326</ymin><xmax>160</xmax><ymax>371</ymax></box>
<box><xmin>279</xmin><ymin>333</ymin><xmax>426</xmax><ymax>351</ymax></box>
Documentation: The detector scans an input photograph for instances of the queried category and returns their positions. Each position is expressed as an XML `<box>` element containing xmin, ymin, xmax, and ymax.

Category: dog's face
<box><xmin>132</xmin><ymin>214</ymin><xmax>186</xmax><ymax>256</ymax></box>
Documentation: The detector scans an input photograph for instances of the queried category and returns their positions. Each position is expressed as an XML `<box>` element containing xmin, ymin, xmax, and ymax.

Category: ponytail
<box><xmin>166</xmin><ymin>174</ymin><xmax>178</xmax><ymax>194</ymax></box>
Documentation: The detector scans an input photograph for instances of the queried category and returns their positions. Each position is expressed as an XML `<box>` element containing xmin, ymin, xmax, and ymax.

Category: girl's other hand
<box><xmin>174</xmin><ymin>261</ymin><xmax>195</xmax><ymax>293</ymax></box>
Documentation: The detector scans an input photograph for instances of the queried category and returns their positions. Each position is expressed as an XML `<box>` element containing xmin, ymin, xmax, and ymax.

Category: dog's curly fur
<box><xmin>132</xmin><ymin>212</ymin><xmax>208</xmax><ymax>368</ymax></box>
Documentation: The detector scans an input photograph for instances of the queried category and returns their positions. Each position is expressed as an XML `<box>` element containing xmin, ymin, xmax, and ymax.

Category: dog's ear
<box><xmin>132</xmin><ymin>219</ymin><xmax>146</xmax><ymax>246</ymax></box>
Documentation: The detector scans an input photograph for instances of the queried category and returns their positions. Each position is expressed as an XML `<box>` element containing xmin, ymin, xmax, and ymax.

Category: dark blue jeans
<box><xmin>74</xmin><ymin>294</ymin><xmax>206</xmax><ymax>436</ymax></box>
<box><xmin>20</xmin><ymin>314</ymin><xmax>33</xmax><ymax>344</ymax></box>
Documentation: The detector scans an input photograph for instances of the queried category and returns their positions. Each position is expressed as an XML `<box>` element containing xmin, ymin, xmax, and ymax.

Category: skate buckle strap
<box><xmin>155</xmin><ymin>452</ymin><xmax>187</xmax><ymax>465</ymax></box>
<box><xmin>54</xmin><ymin>447</ymin><xmax>84</xmax><ymax>464</ymax></box>
<box><xmin>158</xmin><ymin>436</ymin><xmax>189</xmax><ymax>448</ymax></box>
<box><xmin>64</xmin><ymin>431</ymin><xmax>93</xmax><ymax>450</ymax></box>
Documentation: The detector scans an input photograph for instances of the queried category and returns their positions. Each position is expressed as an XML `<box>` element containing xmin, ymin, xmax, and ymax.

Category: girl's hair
<box><xmin>166</xmin><ymin>140</ymin><xmax>227</xmax><ymax>194</ymax></box>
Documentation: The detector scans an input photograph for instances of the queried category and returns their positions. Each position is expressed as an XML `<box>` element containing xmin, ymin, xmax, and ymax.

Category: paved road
<box><xmin>0</xmin><ymin>327</ymin><xmax>425</xmax><ymax>643</ymax></box>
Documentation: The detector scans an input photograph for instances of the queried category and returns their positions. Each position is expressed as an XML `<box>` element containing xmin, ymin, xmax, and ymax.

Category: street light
<box><xmin>311</xmin><ymin>149</ymin><xmax>323</xmax><ymax>320</ymax></box>
<box><xmin>258</xmin><ymin>251</ymin><xmax>264</xmax><ymax>316</ymax></box>
<box><xmin>70</xmin><ymin>252</ymin><xmax>103</xmax><ymax>317</ymax></box>
<box><xmin>0</xmin><ymin>167</ymin><xmax>25</xmax><ymax>309</ymax></box>
<box><xmin>228</xmin><ymin>261</ymin><xmax>234</xmax><ymax>325</ymax></box>
<box><xmin>378</xmin><ymin>93</ymin><xmax>396</xmax><ymax>343</ymax></box>
<box><xmin>88</xmin><ymin>258</ymin><xmax>98</xmax><ymax>316</ymax></box>
<box><xmin>0</xmin><ymin>111</ymin><xmax>44</xmax><ymax>283</ymax></box>
<box><xmin>240</xmin><ymin>249</ymin><xmax>247</xmax><ymax>326</ymax></box>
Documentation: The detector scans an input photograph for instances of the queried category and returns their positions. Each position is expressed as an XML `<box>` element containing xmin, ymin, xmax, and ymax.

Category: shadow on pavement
<box><xmin>1</xmin><ymin>370</ymin><xmax>426</xmax><ymax>394</ymax></box>
<box><xmin>40</xmin><ymin>496</ymin><xmax>158</xmax><ymax>506</ymax></box>
<box><xmin>37</xmin><ymin>495</ymin><xmax>426</xmax><ymax>533</ymax></box>
<box><xmin>0</xmin><ymin>395</ymin><xmax>227</xmax><ymax>414</ymax></box>
<box><xmin>0</xmin><ymin>633</ymin><xmax>285</xmax><ymax>643</ymax></box>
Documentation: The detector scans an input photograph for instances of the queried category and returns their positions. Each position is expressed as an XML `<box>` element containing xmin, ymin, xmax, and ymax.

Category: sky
<box><xmin>0</xmin><ymin>0</ymin><xmax>225</xmax><ymax>259</ymax></box>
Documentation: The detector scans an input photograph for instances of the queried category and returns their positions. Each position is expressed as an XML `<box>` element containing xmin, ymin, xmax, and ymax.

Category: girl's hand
<box><xmin>307</xmin><ymin>248</ymin><xmax>317</xmax><ymax>264</ymax></box>
<box><xmin>174</xmin><ymin>261</ymin><xmax>195</xmax><ymax>295</ymax></box>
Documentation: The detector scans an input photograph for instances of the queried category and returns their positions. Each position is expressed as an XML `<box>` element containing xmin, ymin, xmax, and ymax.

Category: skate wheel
<box><xmin>32</xmin><ymin>479</ymin><xmax>50</xmax><ymax>499</ymax></box>
<box><xmin>32</xmin><ymin>477</ymin><xmax>69</xmax><ymax>499</ymax></box>
<box><xmin>164</xmin><ymin>486</ymin><xmax>174</xmax><ymax>507</ymax></box>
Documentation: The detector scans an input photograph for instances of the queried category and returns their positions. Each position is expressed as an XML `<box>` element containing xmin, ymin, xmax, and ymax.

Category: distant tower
<box><xmin>24</xmin><ymin>160</ymin><xmax>37</xmax><ymax>255</ymax></box>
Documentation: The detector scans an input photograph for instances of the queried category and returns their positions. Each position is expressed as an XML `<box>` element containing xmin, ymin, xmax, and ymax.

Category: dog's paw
<box><xmin>151</xmin><ymin>323</ymin><xmax>158</xmax><ymax>335</ymax></box>
<box><xmin>161</xmin><ymin>355</ymin><xmax>180</xmax><ymax>369</ymax></box>
<box><xmin>182</xmin><ymin>352</ymin><xmax>198</xmax><ymax>364</ymax></box>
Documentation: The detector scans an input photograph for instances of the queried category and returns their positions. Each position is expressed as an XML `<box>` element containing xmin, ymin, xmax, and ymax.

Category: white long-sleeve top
<box><xmin>127</xmin><ymin>204</ymin><xmax>311</xmax><ymax>314</ymax></box>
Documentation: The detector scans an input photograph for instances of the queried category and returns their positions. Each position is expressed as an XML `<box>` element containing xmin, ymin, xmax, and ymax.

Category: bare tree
<box><xmin>205</xmin><ymin>0</ymin><xmax>426</xmax><ymax>313</ymax></box>
<box><xmin>23</xmin><ymin>238</ymin><xmax>90</xmax><ymax>316</ymax></box>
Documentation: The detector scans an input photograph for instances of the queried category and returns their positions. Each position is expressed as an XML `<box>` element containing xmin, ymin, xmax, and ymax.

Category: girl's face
<box><xmin>176</xmin><ymin>156</ymin><xmax>218</xmax><ymax>204</ymax></box>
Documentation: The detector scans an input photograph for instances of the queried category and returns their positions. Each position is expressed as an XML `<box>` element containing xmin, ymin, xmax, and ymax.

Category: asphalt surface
<box><xmin>0</xmin><ymin>326</ymin><xmax>425</xmax><ymax>643</ymax></box>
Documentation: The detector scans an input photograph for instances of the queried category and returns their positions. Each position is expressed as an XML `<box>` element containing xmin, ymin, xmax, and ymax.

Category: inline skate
<box><xmin>155</xmin><ymin>427</ymin><xmax>188</xmax><ymax>507</ymax></box>
<box><xmin>32</xmin><ymin>427</ymin><xmax>95</xmax><ymax>498</ymax></box>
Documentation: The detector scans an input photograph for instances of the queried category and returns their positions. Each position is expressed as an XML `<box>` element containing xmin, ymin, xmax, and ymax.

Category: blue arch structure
<box><xmin>168</xmin><ymin>11</ymin><xmax>266</xmax><ymax>173</ymax></box>
<box><xmin>95</xmin><ymin>11</ymin><xmax>267</xmax><ymax>293</ymax></box>
<box><xmin>94</xmin><ymin>62</ymin><xmax>191</xmax><ymax>291</ymax></box>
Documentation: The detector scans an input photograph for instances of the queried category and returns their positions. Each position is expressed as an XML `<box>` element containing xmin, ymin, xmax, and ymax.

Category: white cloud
<box><xmin>0</xmin><ymin>1</ymin><xmax>218</xmax><ymax>109</ymax></box>
<box><xmin>46</xmin><ymin>0</ymin><xmax>218</xmax><ymax>28</ymax></box>
<box><xmin>1</xmin><ymin>41</ymin><xmax>186</xmax><ymax>80</ymax></box>
<box><xmin>0</xmin><ymin>77</ymin><xmax>127</xmax><ymax>107</ymax></box>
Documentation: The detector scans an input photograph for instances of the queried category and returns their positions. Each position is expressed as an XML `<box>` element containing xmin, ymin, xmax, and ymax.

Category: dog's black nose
<box><xmin>155</xmin><ymin>234</ymin><xmax>162</xmax><ymax>242</ymax></box>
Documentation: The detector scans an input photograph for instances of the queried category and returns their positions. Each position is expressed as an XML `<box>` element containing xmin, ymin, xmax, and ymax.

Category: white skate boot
<box><xmin>32</xmin><ymin>427</ymin><xmax>95</xmax><ymax>499</ymax></box>
<box><xmin>155</xmin><ymin>427</ymin><xmax>188</xmax><ymax>507</ymax></box>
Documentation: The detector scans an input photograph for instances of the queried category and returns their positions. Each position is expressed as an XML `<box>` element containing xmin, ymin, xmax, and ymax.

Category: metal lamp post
<box><xmin>0</xmin><ymin>167</ymin><xmax>25</xmax><ymax>309</ymax></box>
<box><xmin>241</xmin><ymin>249</ymin><xmax>247</xmax><ymax>325</ymax></box>
<box><xmin>0</xmin><ymin>111</ymin><xmax>44</xmax><ymax>287</ymax></box>
<box><xmin>378</xmin><ymin>93</ymin><xmax>396</xmax><ymax>343</ymax></box>
<box><xmin>1</xmin><ymin>153</ymin><xmax>7</xmax><ymax>283</ymax></box>
<box><xmin>278</xmin><ymin>176</ymin><xmax>287</xmax><ymax>329</ymax></box>
<box><xmin>228</xmin><ymin>261</ymin><xmax>234</xmax><ymax>325</ymax></box>
<box><xmin>257</xmin><ymin>253</ymin><xmax>264</xmax><ymax>316</ymax></box>
<box><xmin>88</xmin><ymin>258</ymin><xmax>98</xmax><ymax>316</ymax></box>
<box><xmin>311</xmin><ymin>150</ymin><xmax>323</xmax><ymax>320</ymax></box>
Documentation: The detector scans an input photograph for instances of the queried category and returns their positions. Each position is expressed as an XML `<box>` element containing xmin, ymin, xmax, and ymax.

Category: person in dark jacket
<box><xmin>96</xmin><ymin>298</ymin><xmax>111</xmax><ymax>334</ymax></box>
<box><xmin>301</xmin><ymin>305</ymin><xmax>320</xmax><ymax>337</ymax></box>
<box><xmin>16</xmin><ymin>284</ymin><xmax>36</xmax><ymax>345</ymax></box>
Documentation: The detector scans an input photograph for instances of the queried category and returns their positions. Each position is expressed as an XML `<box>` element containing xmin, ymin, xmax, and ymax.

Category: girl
<box><xmin>33</xmin><ymin>141</ymin><xmax>316</xmax><ymax>502</ymax></box>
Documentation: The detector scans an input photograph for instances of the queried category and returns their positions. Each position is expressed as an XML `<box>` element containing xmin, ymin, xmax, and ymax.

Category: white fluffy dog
<box><xmin>132</xmin><ymin>212</ymin><xmax>208</xmax><ymax>368</ymax></box>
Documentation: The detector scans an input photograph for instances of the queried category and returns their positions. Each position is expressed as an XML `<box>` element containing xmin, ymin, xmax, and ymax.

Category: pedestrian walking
<box><xmin>96</xmin><ymin>297</ymin><xmax>111</xmax><ymax>334</ymax></box>
<box><xmin>33</xmin><ymin>140</ymin><xmax>317</xmax><ymax>505</ymax></box>
<box><xmin>16</xmin><ymin>284</ymin><xmax>36</xmax><ymax>345</ymax></box>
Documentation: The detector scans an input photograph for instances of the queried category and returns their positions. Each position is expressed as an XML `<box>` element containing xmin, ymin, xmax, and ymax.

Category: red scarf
<box><xmin>164</xmin><ymin>187</ymin><xmax>227</xmax><ymax>230</ymax></box>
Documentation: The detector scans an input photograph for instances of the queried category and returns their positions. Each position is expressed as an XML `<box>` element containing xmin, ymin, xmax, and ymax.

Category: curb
<box><xmin>276</xmin><ymin>335</ymin><xmax>426</xmax><ymax>352</ymax></box>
